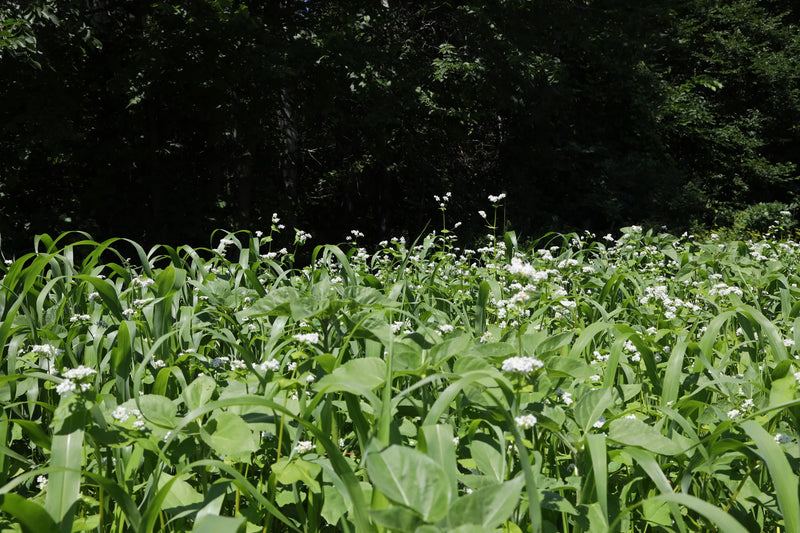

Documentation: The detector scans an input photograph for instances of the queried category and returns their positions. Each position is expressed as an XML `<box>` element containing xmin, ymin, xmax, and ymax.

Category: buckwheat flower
<box><xmin>593</xmin><ymin>416</ymin><xmax>607</xmax><ymax>428</ymax></box>
<box><xmin>229</xmin><ymin>359</ymin><xmax>247</xmax><ymax>371</ymax></box>
<box><xmin>784</xmin><ymin>338</ymin><xmax>795</xmax><ymax>347</ymax></box>
<box><xmin>514</xmin><ymin>414</ymin><xmax>537</xmax><ymax>429</ymax></box>
<box><xmin>294</xmin><ymin>440</ymin><xmax>314</xmax><ymax>454</ymax></box>
<box><xmin>293</xmin><ymin>332</ymin><xmax>320</xmax><ymax>344</ymax></box>
<box><xmin>501</xmin><ymin>356</ymin><xmax>544</xmax><ymax>375</ymax></box>
<box><xmin>775</xmin><ymin>433</ymin><xmax>792</xmax><ymax>444</ymax></box>
<box><xmin>479</xmin><ymin>331</ymin><xmax>494</xmax><ymax>343</ymax></box>
<box><xmin>69</xmin><ymin>313</ymin><xmax>91</xmax><ymax>323</ymax></box>
<box><xmin>133</xmin><ymin>298</ymin><xmax>153</xmax><ymax>307</ymax></box>
<box><xmin>258</xmin><ymin>359</ymin><xmax>280</xmax><ymax>372</ymax></box>
<box><xmin>478</xmin><ymin>210</ymin><xmax>487</xmax><ymax>219</ymax></box>
<box><xmin>727</xmin><ymin>409</ymin><xmax>742</xmax><ymax>420</ymax></box>
<box><xmin>122</xmin><ymin>309</ymin><xmax>136</xmax><ymax>318</ymax></box>
<box><xmin>488</xmin><ymin>193</ymin><xmax>506</xmax><ymax>203</ymax></box>
<box><xmin>588</xmin><ymin>374</ymin><xmax>601</xmax><ymax>382</ymax></box>
<box><xmin>63</xmin><ymin>366</ymin><xmax>97</xmax><ymax>380</ymax></box>
<box><xmin>30</xmin><ymin>344</ymin><xmax>63</xmax><ymax>357</ymax></box>
<box><xmin>630</xmin><ymin>225</ymin><xmax>642</xmax><ymax>233</ymax></box>
<box><xmin>452</xmin><ymin>437</ymin><xmax>460</xmax><ymax>445</ymax></box>
<box><xmin>794</xmin><ymin>371</ymin><xmax>800</xmax><ymax>385</ymax></box>
<box><xmin>36</xmin><ymin>475</ymin><xmax>48</xmax><ymax>491</ymax></box>
<box><xmin>112</xmin><ymin>406</ymin><xmax>130</xmax><ymax>422</ymax></box>
<box><xmin>132</xmin><ymin>277</ymin><xmax>155</xmax><ymax>288</ymax></box>
<box><xmin>305</xmin><ymin>374</ymin><xmax>315</xmax><ymax>383</ymax></box>
<box><xmin>88</xmin><ymin>291</ymin><xmax>100</xmax><ymax>301</ymax></box>
<box><xmin>559</xmin><ymin>390</ymin><xmax>573</xmax><ymax>406</ymax></box>
<box><xmin>438</xmin><ymin>324</ymin><xmax>454</xmax><ymax>334</ymax></box>
<box><xmin>741</xmin><ymin>398</ymin><xmax>755</xmax><ymax>411</ymax></box>
<box><xmin>255</xmin><ymin>230</ymin><xmax>263</xmax><ymax>237</ymax></box>
<box><xmin>152</xmin><ymin>359</ymin><xmax>166</xmax><ymax>369</ymax></box>
<box><xmin>56</xmin><ymin>379</ymin><xmax>77</xmax><ymax>396</ymax></box>
<box><xmin>132</xmin><ymin>419</ymin><xmax>146</xmax><ymax>430</ymax></box>
<box><xmin>287</xmin><ymin>362</ymin><xmax>297</xmax><ymax>372</ymax></box>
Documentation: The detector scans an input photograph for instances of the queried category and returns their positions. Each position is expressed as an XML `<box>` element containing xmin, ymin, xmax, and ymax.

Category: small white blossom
<box><xmin>727</xmin><ymin>409</ymin><xmax>742</xmax><ymax>420</ymax></box>
<box><xmin>593</xmin><ymin>416</ymin><xmax>607</xmax><ymax>428</ymax></box>
<box><xmin>515</xmin><ymin>414</ymin><xmax>537</xmax><ymax>429</ymax></box>
<box><xmin>775</xmin><ymin>433</ymin><xmax>792</xmax><ymax>444</ymax></box>
<box><xmin>56</xmin><ymin>380</ymin><xmax>77</xmax><ymax>396</ymax></box>
<box><xmin>294</xmin><ymin>440</ymin><xmax>314</xmax><ymax>454</ymax></box>
<box><xmin>293</xmin><ymin>332</ymin><xmax>320</xmax><ymax>344</ymax></box>
<box><xmin>258</xmin><ymin>359</ymin><xmax>280</xmax><ymax>372</ymax></box>
<box><xmin>36</xmin><ymin>475</ymin><xmax>47</xmax><ymax>491</ymax></box>
<box><xmin>438</xmin><ymin>324</ymin><xmax>454</xmax><ymax>334</ymax></box>
<box><xmin>112</xmin><ymin>406</ymin><xmax>130</xmax><ymax>422</ymax></box>
<box><xmin>501</xmin><ymin>356</ymin><xmax>544</xmax><ymax>375</ymax></box>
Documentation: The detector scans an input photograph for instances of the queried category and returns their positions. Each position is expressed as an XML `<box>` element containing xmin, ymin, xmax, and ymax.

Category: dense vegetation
<box><xmin>2</xmin><ymin>204</ymin><xmax>800</xmax><ymax>530</ymax></box>
<box><xmin>2</xmin><ymin>1</ymin><xmax>800</xmax><ymax>254</ymax></box>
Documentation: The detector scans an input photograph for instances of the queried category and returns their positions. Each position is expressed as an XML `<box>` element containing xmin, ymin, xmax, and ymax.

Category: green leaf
<box><xmin>45</xmin><ymin>429</ymin><xmax>83</xmax><ymax>532</ymax></box>
<box><xmin>272</xmin><ymin>457</ymin><xmax>322</xmax><ymax>493</ymax></box>
<box><xmin>137</xmin><ymin>394</ymin><xmax>177</xmax><ymax>429</ymax></box>
<box><xmin>184</xmin><ymin>375</ymin><xmax>217</xmax><ymax>412</ymax></box>
<box><xmin>469</xmin><ymin>439</ymin><xmax>505</xmax><ymax>483</ymax></box>
<box><xmin>446</xmin><ymin>476</ymin><xmax>524</xmax><ymax>529</ymax></box>
<box><xmin>366</xmin><ymin>445</ymin><xmax>451</xmax><ymax>522</ymax></box>
<box><xmin>741</xmin><ymin>421</ymin><xmax>800</xmax><ymax>533</ymax></box>
<box><xmin>0</xmin><ymin>493</ymin><xmax>58</xmax><ymax>533</ymax></box>
<box><xmin>156</xmin><ymin>472</ymin><xmax>203</xmax><ymax>514</ymax></box>
<box><xmin>203</xmin><ymin>412</ymin><xmax>258</xmax><ymax>461</ymax></box>
<box><xmin>369</xmin><ymin>507</ymin><xmax>424</xmax><ymax>532</ymax></box>
<box><xmin>192</xmin><ymin>515</ymin><xmax>246</xmax><ymax>533</ymax></box>
<box><xmin>607</xmin><ymin>418</ymin><xmax>685</xmax><ymax>456</ymax></box>
<box><xmin>315</xmin><ymin>358</ymin><xmax>386</xmax><ymax>405</ymax></box>
<box><xmin>574</xmin><ymin>387</ymin><xmax>613</xmax><ymax>434</ymax></box>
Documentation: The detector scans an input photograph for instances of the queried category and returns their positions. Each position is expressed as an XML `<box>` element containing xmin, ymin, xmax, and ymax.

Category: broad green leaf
<box><xmin>574</xmin><ymin>387</ymin><xmax>613</xmax><ymax>433</ymax></box>
<box><xmin>369</xmin><ymin>507</ymin><xmax>424</xmax><ymax>532</ymax></box>
<box><xmin>204</xmin><ymin>411</ymin><xmax>258</xmax><ymax>461</ymax></box>
<box><xmin>315</xmin><ymin>358</ymin><xmax>386</xmax><ymax>404</ymax></box>
<box><xmin>446</xmin><ymin>476</ymin><xmax>524</xmax><ymax>529</ymax></box>
<box><xmin>156</xmin><ymin>472</ymin><xmax>203</xmax><ymax>513</ymax></box>
<box><xmin>367</xmin><ymin>445</ymin><xmax>451</xmax><ymax>522</ymax></box>
<box><xmin>469</xmin><ymin>440</ymin><xmax>504</xmax><ymax>483</ymax></box>
<box><xmin>192</xmin><ymin>515</ymin><xmax>246</xmax><ymax>533</ymax></box>
<box><xmin>272</xmin><ymin>457</ymin><xmax>322</xmax><ymax>493</ymax></box>
<box><xmin>0</xmin><ymin>493</ymin><xmax>58</xmax><ymax>533</ymax></box>
<box><xmin>607</xmin><ymin>418</ymin><xmax>685</xmax><ymax>456</ymax></box>
<box><xmin>184</xmin><ymin>375</ymin><xmax>217</xmax><ymax>412</ymax></box>
<box><xmin>137</xmin><ymin>394</ymin><xmax>177</xmax><ymax>428</ymax></box>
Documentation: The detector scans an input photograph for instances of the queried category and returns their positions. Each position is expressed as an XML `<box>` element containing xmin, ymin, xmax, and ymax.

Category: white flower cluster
<box><xmin>501</xmin><ymin>356</ymin><xmax>544</xmax><ymax>375</ymax></box>
<box><xmin>69</xmin><ymin>314</ymin><xmax>91</xmax><ymax>323</ymax></box>
<box><xmin>709</xmin><ymin>283</ymin><xmax>744</xmax><ymax>297</ymax></box>
<box><xmin>438</xmin><ymin>324</ymin><xmax>454</xmax><ymax>334</ymax></box>
<box><xmin>56</xmin><ymin>367</ymin><xmax>97</xmax><ymax>396</ymax></box>
<box><xmin>514</xmin><ymin>414</ymin><xmax>537</xmax><ymax>429</ymax></box>
<box><xmin>775</xmin><ymin>433</ymin><xmax>792</xmax><ymax>444</ymax></box>
<box><xmin>294</xmin><ymin>440</ymin><xmax>314</xmax><ymax>454</ymax></box>
<box><xmin>624</xmin><ymin>340</ymin><xmax>641</xmax><ymax>363</ymax></box>
<box><xmin>111</xmin><ymin>406</ymin><xmax>145</xmax><ymax>429</ymax></box>
<box><xmin>132</xmin><ymin>277</ymin><xmax>155</xmax><ymax>288</ymax></box>
<box><xmin>488</xmin><ymin>193</ymin><xmax>506</xmax><ymax>203</ymax></box>
<box><xmin>30</xmin><ymin>344</ymin><xmax>63</xmax><ymax>356</ymax></box>
<box><xmin>295</xmin><ymin>229</ymin><xmax>312</xmax><ymax>244</ymax></box>
<box><xmin>257</xmin><ymin>359</ymin><xmax>280</xmax><ymax>372</ymax></box>
<box><xmin>293</xmin><ymin>332</ymin><xmax>320</xmax><ymax>345</ymax></box>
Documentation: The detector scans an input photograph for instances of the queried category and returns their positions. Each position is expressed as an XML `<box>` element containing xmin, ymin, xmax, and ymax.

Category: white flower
<box><xmin>56</xmin><ymin>380</ymin><xmax>77</xmax><ymax>396</ymax></box>
<box><xmin>488</xmin><ymin>193</ymin><xmax>506</xmax><ymax>203</ymax></box>
<box><xmin>478</xmin><ymin>210</ymin><xmax>487</xmax><ymax>219</ymax></box>
<box><xmin>112</xmin><ymin>406</ymin><xmax>130</xmax><ymax>422</ymax></box>
<box><xmin>152</xmin><ymin>359</ymin><xmax>166</xmax><ymax>369</ymax></box>
<box><xmin>741</xmin><ymin>398</ymin><xmax>755</xmax><ymax>411</ymax></box>
<box><xmin>502</xmin><ymin>356</ymin><xmax>544</xmax><ymax>374</ymax></box>
<box><xmin>30</xmin><ymin>344</ymin><xmax>63</xmax><ymax>357</ymax></box>
<box><xmin>132</xmin><ymin>419</ymin><xmax>146</xmax><ymax>430</ymax></box>
<box><xmin>479</xmin><ymin>331</ymin><xmax>494</xmax><ymax>343</ymax></box>
<box><xmin>293</xmin><ymin>333</ymin><xmax>320</xmax><ymax>344</ymax></box>
<box><xmin>775</xmin><ymin>433</ymin><xmax>792</xmax><ymax>444</ymax></box>
<box><xmin>133</xmin><ymin>298</ymin><xmax>153</xmax><ymax>307</ymax></box>
<box><xmin>63</xmin><ymin>366</ymin><xmax>97</xmax><ymax>380</ymax></box>
<box><xmin>727</xmin><ymin>409</ymin><xmax>742</xmax><ymax>420</ymax></box>
<box><xmin>438</xmin><ymin>324</ymin><xmax>454</xmax><ymax>334</ymax></box>
<box><xmin>132</xmin><ymin>277</ymin><xmax>155</xmax><ymax>288</ymax></box>
<box><xmin>36</xmin><ymin>475</ymin><xmax>47</xmax><ymax>491</ymax></box>
<box><xmin>294</xmin><ymin>440</ymin><xmax>314</xmax><ymax>454</ymax></box>
<box><xmin>514</xmin><ymin>414</ymin><xmax>537</xmax><ymax>429</ymax></box>
<box><xmin>784</xmin><ymin>338</ymin><xmax>795</xmax><ymax>347</ymax></box>
<box><xmin>305</xmin><ymin>374</ymin><xmax>315</xmax><ymax>383</ymax></box>
<box><xmin>593</xmin><ymin>416</ymin><xmax>607</xmax><ymax>428</ymax></box>
<box><xmin>588</xmin><ymin>374</ymin><xmax>601</xmax><ymax>382</ymax></box>
<box><xmin>258</xmin><ymin>359</ymin><xmax>280</xmax><ymax>372</ymax></box>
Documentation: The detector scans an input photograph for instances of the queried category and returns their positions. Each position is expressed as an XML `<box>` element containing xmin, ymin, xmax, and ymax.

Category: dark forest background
<box><xmin>2</xmin><ymin>0</ymin><xmax>800</xmax><ymax>255</ymax></box>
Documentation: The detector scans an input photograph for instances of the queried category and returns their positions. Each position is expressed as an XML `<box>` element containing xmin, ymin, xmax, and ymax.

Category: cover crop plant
<box><xmin>1</xmin><ymin>216</ymin><xmax>800</xmax><ymax>531</ymax></box>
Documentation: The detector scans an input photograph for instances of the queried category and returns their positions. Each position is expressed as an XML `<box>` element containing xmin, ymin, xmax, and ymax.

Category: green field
<box><xmin>2</xmin><ymin>223</ymin><xmax>800</xmax><ymax>532</ymax></box>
